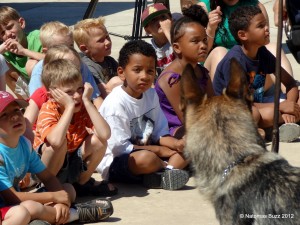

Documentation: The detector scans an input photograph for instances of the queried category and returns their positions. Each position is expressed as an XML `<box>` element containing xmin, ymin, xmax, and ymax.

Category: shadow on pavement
<box><xmin>0</xmin><ymin>2</ymin><xmax>135</xmax><ymax>32</ymax></box>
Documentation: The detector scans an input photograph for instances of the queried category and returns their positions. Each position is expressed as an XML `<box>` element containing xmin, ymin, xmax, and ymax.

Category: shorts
<box><xmin>0</xmin><ymin>206</ymin><xmax>11</xmax><ymax>220</ymax></box>
<box><xmin>36</xmin><ymin>143</ymin><xmax>87</xmax><ymax>184</ymax></box>
<box><xmin>108</xmin><ymin>152</ymin><xmax>142</xmax><ymax>184</ymax></box>
<box><xmin>15</xmin><ymin>75</ymin><xmax>29</xmax><ymax>99</ymax></box>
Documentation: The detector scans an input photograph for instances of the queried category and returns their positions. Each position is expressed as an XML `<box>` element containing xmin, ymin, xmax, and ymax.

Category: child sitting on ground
<box><xmin>0</xmin><ymin>91</ymin><xmax>113</xmax><ymax>224</ymax></box>
<box><xmin>73</xmin><ymin>17</ymin><xmax>122</xmax><ymax>97</ymax></box>
<box><xmin>213</xmin><ymin>5</ymin><xmax>300</xmax><ymax>142</ymax></box>
<box><xmin>0</xmin><ymin>6</ymin><xmax>44</xmax><ymax>99</ymax></box>
<box><xmin>28</xmin><ymin>21</ymin><xmax>102</xmax><ymax>108</ymax></box>
<box><xmin>141</xmin><ymin>3</ymin><xmax>176</xmax><ymax>76</ymax></box>
<box><xmin>97</xmin><ymin>40</ymin><xmax>189</xmax><ymax>190</ymax></box>
<box><xmin>33</xmin><ymin>59</ymin><xmax>117</xmax><ymax>197</ymax></box>
<box><xmin>155</xmin><ymin>4</ymin><xmax>215</xmax><ymax>138</ymax></box>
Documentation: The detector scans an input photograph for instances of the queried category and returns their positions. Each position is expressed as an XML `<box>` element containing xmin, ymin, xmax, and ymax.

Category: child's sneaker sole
<box><xmin>143</xmin><ymin>169</ymin><xmax>189</xmax><ymax>190</ymax></box>
<box><xmin>279</xmin><ymin>123</ymin><xmax>300</xmax><ymax>142</ymax></box>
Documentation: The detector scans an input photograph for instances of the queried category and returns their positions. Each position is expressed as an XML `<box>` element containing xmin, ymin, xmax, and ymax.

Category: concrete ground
<box><xmin>0</xmin><ymin>0</ymin><xmax>299</xmax><ymax>224</ymax></box>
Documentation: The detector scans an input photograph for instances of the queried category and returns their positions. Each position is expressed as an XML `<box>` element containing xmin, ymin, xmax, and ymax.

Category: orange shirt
<box><xmin>33</xmin><ymin>100</ymin><xmax>93</xmax><ymax>152</ymax></box>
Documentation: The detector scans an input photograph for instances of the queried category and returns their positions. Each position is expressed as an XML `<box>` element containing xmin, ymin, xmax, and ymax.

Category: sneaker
<box><xmin>143</xmin><ymin>169</ymin><xmax>189</xmax><ymax>190</ymax></box>
<box><xmin>279</xmin><ymin>123</ymin><xmax>300</xmax><ymax>142</ymax></box>
<box><xmin>75</xmin><ymin>198</ymin><xmax>114</xmax><ymax>222</ymax></box>
<box><xmin>28</xmin><ymin>220</ymin><xmax>51</xmax><ymax>225</ymax></box>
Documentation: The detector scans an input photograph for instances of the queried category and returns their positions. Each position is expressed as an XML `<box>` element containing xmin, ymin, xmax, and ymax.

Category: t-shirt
<box><xmin>150</xmin><ymin>39</ymin><xmax>176</xmax><ymax>75</ymax></box>
<box><xmin>200</xmin><ymin>0</ymin><xmax>258</xmax><ymax>49</ymax></box>
<box><xmin>81</xmin><ymin>55</ymin><xmax>118</xmax><ymax>84</ymax></box>
<box><xmin>33</xmin><ymin>100</ymin><xmax>94</xmax><ymax>152</ymax></box>
<box><xmin>29</xmin><ymin>60</ymin><xmax>101</xmax><ymax>100</ymax></box>
<box><xmin>0</xmin><ymin>136</ymin><xmax>45</xmax><ymax>206</ymax></box>
<box><xmin>3</xmin><ymin>30</ymin><xmax>42</xmax><ymax>81</ymax></box>
<box><xmin>213</xmin><ymin>45</ymin><xmax>276</xmax><ymax>102</ymax></box>
<box><xmin>97</xmin><ymin>86</ymin><xmax>170</xmax><ymax>179</ymax></box>
<box><xmin>0</xmin><ymin>54</ymin><xmax>8</xmax><ymax>76</ymax></box>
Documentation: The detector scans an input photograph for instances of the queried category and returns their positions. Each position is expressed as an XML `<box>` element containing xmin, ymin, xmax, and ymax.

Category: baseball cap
<box><xmin>141</xmin><ymin>3</ymin><xmax>171</xmax><ymax>27</ymax></box>
<box><xmin>0</xmin><ymin>91</ymin><xmax>28</xmax><ymax>113</ymax></box>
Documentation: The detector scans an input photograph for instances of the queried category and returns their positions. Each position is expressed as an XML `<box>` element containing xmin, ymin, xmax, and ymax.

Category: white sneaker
<box><xmin>279</xmin><ymin>123</ymin><xmax>300</xmax><ymax>142</ymax></box>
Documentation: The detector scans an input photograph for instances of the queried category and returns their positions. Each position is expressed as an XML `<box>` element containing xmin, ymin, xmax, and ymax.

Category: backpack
<box><xmin>285</xmin><ymin>0</ymin><xmax>300</xmax><ymax>63</ymax></box>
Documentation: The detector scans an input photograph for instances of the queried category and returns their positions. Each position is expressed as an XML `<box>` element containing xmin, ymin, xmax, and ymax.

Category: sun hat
<box><xmin>0</xmin><ymin>91</ymin><xmax>28</xmax><ymax>113</ymax></box>
<box><xmin>141</xmin><ymin>3</ymin><xmax>171</xmax><ymax>27</ymax></box>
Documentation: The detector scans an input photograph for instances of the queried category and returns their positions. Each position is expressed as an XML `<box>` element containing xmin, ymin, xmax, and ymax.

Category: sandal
<box><xmin>90</xmin><ymin>180</ymin><xmax>118</xmax><ymax>196</ymax></box>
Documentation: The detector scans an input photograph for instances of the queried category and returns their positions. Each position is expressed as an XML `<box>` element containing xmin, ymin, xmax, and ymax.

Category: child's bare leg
<box><xmin>20</xmin><ymin>200</ymin><xmax>56</xmax><ymax>223</ymax></box>
<box><xmin>168</xmin><ymin>152</ymin><xmax>189</xmax><ymax>169</ymax></box>
<box><xmin>128</xmin><ymin>150</ymin><xmax>165</xmax><ymax>175</ymax></box>
<box><xmin>2</xmin><ymin>205</ymin><xmax>31</xmax><ymax>225</ymax></box>
<box><xmin>40</xmin><ymin>140</ymin><xmax>68</xmax><ymax>176</ymax></box>
<box><xmin>204</xmin><ymin>46</ymin><xmax>228</xmax><ymax>81</ymax></box>
<box><xmin>79</xmin><ymin>134</ymin><xmax>107</xmax><ymax>184</ymax></box>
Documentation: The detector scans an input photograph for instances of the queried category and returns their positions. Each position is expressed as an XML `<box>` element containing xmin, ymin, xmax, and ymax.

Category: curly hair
<box><xmin>229</xmin><ymin>5</ymin><xmax>262</xmax><ymax>44</ymax></box>
<box><xmin>171</xmin><ymin>4</ymin><xmax>208</xmax><ymax>43</ymax></box>
<box><xmin>118</xmin><ymin>40</ymin><xmax>157</xmax><ymax>69</ymax></box>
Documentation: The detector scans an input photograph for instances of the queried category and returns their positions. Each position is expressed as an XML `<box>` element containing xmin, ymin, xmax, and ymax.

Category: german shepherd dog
<box><xmin>180</xmin><ymin>59</ymin><xmax>300</xmax><ymax>225</ymax></box>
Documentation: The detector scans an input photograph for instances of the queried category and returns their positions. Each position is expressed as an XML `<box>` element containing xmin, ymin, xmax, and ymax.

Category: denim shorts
<box><xmin>108</xmin><ymin>152</ymin><xmax>142</xmax><ymax>184</ymax></box>
<box><xmin>36</xmin><ymin>143</ymin><xmax>87</xmax><ymax>184</ymax></box>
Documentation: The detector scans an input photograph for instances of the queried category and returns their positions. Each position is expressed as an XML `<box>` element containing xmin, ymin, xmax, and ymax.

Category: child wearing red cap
<box><xmin>0</xmin><ymin>91</ymin><xmax>113</xmax><ymax>224</ymax></box>
<box><xmin>141</xmin><ymin>3</ymin><xmax>177</xmax><ymax>76</ymax></box>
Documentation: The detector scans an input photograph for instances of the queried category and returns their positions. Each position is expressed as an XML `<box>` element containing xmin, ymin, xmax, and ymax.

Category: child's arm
<box><xmin>82</xmin><ymin>82</ymin><xmax>111</xmax><ymax>142</ymax></box>
<box><xmin>45</xmin><ymin>88</ymin><xmax>75</xmax><ymax>149</ymax></box>
<box><xmin>4</xmin><ymin>38</ymin><xmax>44</xmax><ymax>60</ymax></box>
<box><xmin>206</xmin><ymin>6</ymin><xmax>222</xmax><ymax>52</ymax></box>
<box><xmin>0</xmin><ymin>169</ymin><xmax>70</xmax><ymax>206</ymax></box>
<box><xmin>160</xmin><ymin>18</ymin><xmax>172</xmax><ymax>44</ymax></box>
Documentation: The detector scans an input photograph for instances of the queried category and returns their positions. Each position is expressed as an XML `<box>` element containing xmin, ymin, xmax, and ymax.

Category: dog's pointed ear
<box><xmin>180</xmin><ymin>64</ymin><xmax>205</xmax><ymax>112</ymax></box>
<box><xmin>226</xmin><ymin>58</ymin><xmax>251</xmax><ymax>102</ymax></box>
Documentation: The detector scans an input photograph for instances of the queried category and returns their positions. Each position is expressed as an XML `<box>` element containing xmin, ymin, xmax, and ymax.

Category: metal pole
<box><xmin>271</xmin><ymin>0</ymin><xmax>283</xmax><ymax>153</ymax></box>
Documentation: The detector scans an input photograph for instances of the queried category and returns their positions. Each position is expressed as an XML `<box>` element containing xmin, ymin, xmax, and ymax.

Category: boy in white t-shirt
<box><xmin>98</xmin><ymin>40</ymin><xmax>189</xmax><ymax>190</ymax></box>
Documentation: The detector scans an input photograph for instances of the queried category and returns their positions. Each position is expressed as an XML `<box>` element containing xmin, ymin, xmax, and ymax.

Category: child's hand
<box><xmin>52</xmin><ymin>190</ymin><xmax>71</xmax><ymax>207</ymax></box>
<box><xmin>50</xmin><ymin>88</ymin><xmax>75</xmax><ymax>110</ymax></box>
<box><xmin>282</xmin><ymin>113</ymin><xmax>297</xmax><ymax>123</ymax></box>
<box><xmin>53</xmin><ymin>203</ymin><xmax>70</xmax><ymax>225</ymax></box>
<box><xmin>0</xmin><ymin>42</ymin><xmax>6</xmax><ymax>54</ymax></box>
<box><xmin>82</xmin><ymin>82</ymin><xmax>93</xmax><ymax>103</ymax></box>
<box><xmin>279</xmin><ymin>100</ymin><xmax>300</xmax><ymax>119</ymax></box>
<box><xmin>159</xmin><ymin>18</ymin><xmax>172</xmax><ymax>34</ymax></box>
<box><xmin>208</xmin><ymin>6</ymin><xmax>222</xmax><ymax>32</ymax></box>
<box><xmin>175</xmin><ymin>138</ymin><xmax>185</xmax><ymax>152</ymax></box>
<box><xmin>4</xmin><ymin>38</ymin><xmax>26</xmax><ymax>56</ymax></box>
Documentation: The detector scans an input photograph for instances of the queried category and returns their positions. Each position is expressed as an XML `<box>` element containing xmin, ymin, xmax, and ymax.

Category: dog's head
<box><xmin>181</xmin><ymin>58</ymin><xmax>265</xmax><ymax>188</ymax></box>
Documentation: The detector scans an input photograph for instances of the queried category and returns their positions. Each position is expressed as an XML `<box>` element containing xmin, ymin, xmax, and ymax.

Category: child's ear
<box><xmin>79</xmin><ymin>44</ymin><xmax>88</xmax><ymax>54</ymax></box>
<box><xmin>19</xmin><ymin>17</ymin><xmax>26</xmax><ymax>29</ymax></box>
<box><xmin>144</xmin><ymin>26</ymin><xmax>150</xmax><ymax>35</ymax></box>
<box><xmin>117</xmin><ymin>66</ymin><xmax>126</xmax><ymax>82</ymax></box>
<box><xmin>173</xmin><ymin>42</ymin><xmax>181</xmax><ymax>55</ymax></box>
<box><xmin>237</xmin><ymin>30</ymin><xmax>248</xmax><ymax>42</ymax></box>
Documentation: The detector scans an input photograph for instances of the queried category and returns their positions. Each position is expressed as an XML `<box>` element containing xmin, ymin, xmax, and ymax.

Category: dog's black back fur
<box><xmin>181</xmin><ymin>59</ymin><xmax>300</xmax><ymax>225</ymax></box>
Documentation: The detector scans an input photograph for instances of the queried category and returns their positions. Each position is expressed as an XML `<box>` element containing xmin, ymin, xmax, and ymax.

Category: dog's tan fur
<box><xmin>181</xmin><ymin>59</ymin><xmax>300</xmax><ymax>225</ymax></box>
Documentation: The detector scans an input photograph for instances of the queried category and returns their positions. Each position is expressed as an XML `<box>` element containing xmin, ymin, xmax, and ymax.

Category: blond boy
<box><xmin>29</xmin><ymin>21</ymin><xmax>102</xmax><ymax>108</ymax></box>
<box><xmin>0</xmin><ymin>6</ymin><xmax>44</xmax><ymax>99</ymax></box>
<box><xmin>73</xmin><ymin>17</ymin><xmax>122</xmax><ymax>97</ymax></box>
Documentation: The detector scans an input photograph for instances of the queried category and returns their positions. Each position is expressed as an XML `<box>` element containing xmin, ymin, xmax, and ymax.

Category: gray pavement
<box><xmin>0</xmin><ymin>1</ymin><xmax>300</xmax><ymax>224</ymax></box>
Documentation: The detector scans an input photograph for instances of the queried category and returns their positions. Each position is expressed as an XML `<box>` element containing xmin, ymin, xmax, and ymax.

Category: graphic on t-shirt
<box><xmin>248</xmin><ymin>71</ymin><xmax>266</xmax><ymax>103</ymax></box>
<box><xmin>130</xmin><ymin>112</ymin><xmax>155</xmax><ymax>145</ymax></box>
